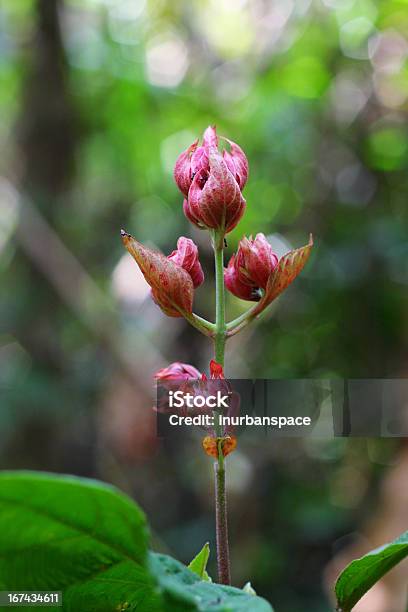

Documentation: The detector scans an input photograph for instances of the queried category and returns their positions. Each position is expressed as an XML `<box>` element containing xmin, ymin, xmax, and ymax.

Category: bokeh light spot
<box><xmin>281</xmin><ymin>56</ymin><xmax>330</xmax><ymax>99</ymax></box>
<box><xmin>340</xmin><ymin>17</ymin><xmax>376</xmax><ymax>60</ymax></box>
<box><xmin>366</xmin><ymin>127</ymin><xmax>408</xmax><ymax>171</ymax></box>
<box><xmin>145</xmin><ymin>33</ymin><xmax>188</xmax><ymax>88</ymax></box>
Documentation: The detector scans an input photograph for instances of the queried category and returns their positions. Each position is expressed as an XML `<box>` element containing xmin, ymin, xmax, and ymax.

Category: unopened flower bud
<box><xmin>224</xmin><ymin>254</ymin><xmax>260</xmax><ymax>301</ymax></box>
<box><xmin>167</xmin><ymin>237</ymin><xmax>204</xmax><ymax>288</ymax></box>
<box><xmin>174</xmin><ymin>126</ymin><xmax>248</xmax><ymax>234</ymax></box>
<box><xmin>154</xmin><ymin>362</ymin><xmax>201</xmax><ymax>381</ymax></box>
<box><xmin>224</xmin><ymin>233</ymin><xmax>278</xmax><ymax>302</ymax></box>
<box><xmin>224</xmin><ymin>234</ymin><xmax>313</xmax><ymax>318</ymax></box>
<box><xmin>239</xmin><ymin>234</ymin><xmax>279</xmax><ymax>288</ymax></box>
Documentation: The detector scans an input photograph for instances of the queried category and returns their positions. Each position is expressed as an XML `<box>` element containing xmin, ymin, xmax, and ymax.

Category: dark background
<box><xmin>0</xmin><ymin>1</ymin><xmax>407</xmax><ymax>610</ymax></box>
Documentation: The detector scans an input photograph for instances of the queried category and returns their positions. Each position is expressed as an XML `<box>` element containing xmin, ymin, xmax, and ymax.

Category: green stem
<box><xmin>226</xmin><ymin>291</ymin><xmax>266</xmax><ymax>336</ymax></box>
<box><xmin>213</xmin><ymin>231</ymin><xmax>226</xmax><ymax>366</ymax></box>
<box><xmin>212</xmin><ymin>229</ymin><xmax>231</xmax><ymax>585</ymax></box>
<box><xmin>183</xmin><ymin>312</ymin><xmax>215</xmax><ymax>336</ymax></box>
<box><xmin>193</xmin><ymin>313</ymin><xmax>216</xmax><ymax>332</ymax></box>
<box><xmin>226</xmin><ymin>303</ymin><xmax>259</xmax><ymax>334</ymax></box>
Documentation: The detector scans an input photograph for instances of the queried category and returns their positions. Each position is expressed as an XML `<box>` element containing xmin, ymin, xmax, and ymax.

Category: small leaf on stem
<box><xmin>253</xmin><ymin>234</ymin><xmax>313</xmax><ymax>316</ymax></box>
<box><xmin>121</xmin><ymin>231</ymin><xmax>194</xmax><ymax>317</ymax></box>
<box><xmin>188</xmin><ymin>542</ymin><xmax>212</xmax><ymax>582</ymax></box>
<box><xmin>243</xmin><ymin>582</ymin><xmax>257</xmax><ymax>595</ymax></box>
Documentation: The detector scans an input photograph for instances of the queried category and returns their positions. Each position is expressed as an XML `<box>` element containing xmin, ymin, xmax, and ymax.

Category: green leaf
<box><xmin>335</xmin><ymin>530</ymin><xmax>408</xmax><ymax>612</ymax></box>
<box><xmin>149</xmin><ymin>552</ymin><xmax>274</xmax><ymax>611</ymax></box>
<box><xmin>253</xmin><ymin>234</ymin><xmax>313</xmax><ymax>317</ymax></box>
<box><xmin>188</xmin><ymin>542</ymin><xmax>212</xmax><ymax>581</ymax></box>
<box><xmin>0</xmin><ymin>471</ymin><xmax>275</xmax><ymax>612</ymax></box>
<box><xmin>0</xmin><ymin>471</ymin><xmax>161</xmax><ymax>611</ymax></box>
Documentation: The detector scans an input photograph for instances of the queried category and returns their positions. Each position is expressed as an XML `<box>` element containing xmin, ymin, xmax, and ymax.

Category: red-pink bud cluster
<box><xmin>123</xmin><ymin>127</ymin><xmax>313</xmax><ymax>325</ymax></box>
<box><xmin>174</xmin><ymin>126</ymin><xmax>248</xmax><ymax>234</ymax></box>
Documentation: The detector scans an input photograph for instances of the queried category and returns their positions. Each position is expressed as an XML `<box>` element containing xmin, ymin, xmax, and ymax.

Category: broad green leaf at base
<box><xmin>0</xmin><ymin>471</ymin><xmax>161</xmax><ymax>612</ymax></box>
<box><xmin>0</xmin><ymin>471</ymin><xmax>275</xmax><ymax>611</ymax></box>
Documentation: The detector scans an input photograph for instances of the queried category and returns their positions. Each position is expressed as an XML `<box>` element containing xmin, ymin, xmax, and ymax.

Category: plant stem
<box><xmin>225</xmin><ymin>290</ymin><xmax>266</xmax><ymax>336</ymax></box>
<box><xmin>212</xmin><ymin>229</ymin><xmax>231</xmax><ymax>585</ymax></box>
<box><xmin>214</xmin><ymin>442</ymin><xmax>231</xmax><ymax>585</ymax></box>
<box><xmin>226</xmin><ymin>303</ymin><xmax>259</xmax><ymax>335</ymax></box>
<box><xmin>183</xmin><ymin>312</ymin><xmax>215</xmax><ymax>336</ymax></box>
<box><xmin>213</xmin><ymin>231</ymin><xmax>226</xmax><ymax>366</ymax></box>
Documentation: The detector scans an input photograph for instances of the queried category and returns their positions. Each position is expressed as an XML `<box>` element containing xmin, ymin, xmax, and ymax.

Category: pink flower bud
<box><xmin>239</xmin><ymin>233</ymin><xmax>279</xmax><ymax>288</ymax></box>
<box><xmin>167</xmin><ymin>237</ymin><xmax>204</xmax><ymax>288</ymax></box>
<box><xmin>174</xmin><ymin>126</ymin><xmax>248</xmax><ymax>234</ymax></box>
<box><xmin>224</xmin><ymin>233</ymin><xmax>279</xmax><ymax>301</ymax></box>
<box><xmin>224</xmin><ymin>254</ymin><xmax>259</xmax><ymax>301</ymax></box>
<box><xmin>154</xmin><ymin>362</ymin><xmax>201</xmax><ymax>381</ymax></box>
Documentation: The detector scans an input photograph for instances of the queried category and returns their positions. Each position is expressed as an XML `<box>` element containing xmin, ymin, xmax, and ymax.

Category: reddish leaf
<box><xmin>253</xmin><ymin>234</ymin><xmax>313</xmax><ymax>316</ymax></box>
<box><xmin>121</xmin><ymin>231</ymin><xmax>194</xmax><ymax>317</ymax></box>
<box><xmin>209</xmin><ymin>360</ymin><xmax>224</xmax><ymax>379</ymax></box>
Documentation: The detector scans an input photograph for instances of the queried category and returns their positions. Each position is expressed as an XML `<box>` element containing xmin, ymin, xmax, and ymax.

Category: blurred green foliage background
<box><xmin>0</xmin><ymin>0</ymin><xmax>407</xmax><ymax>610</ymax></box>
